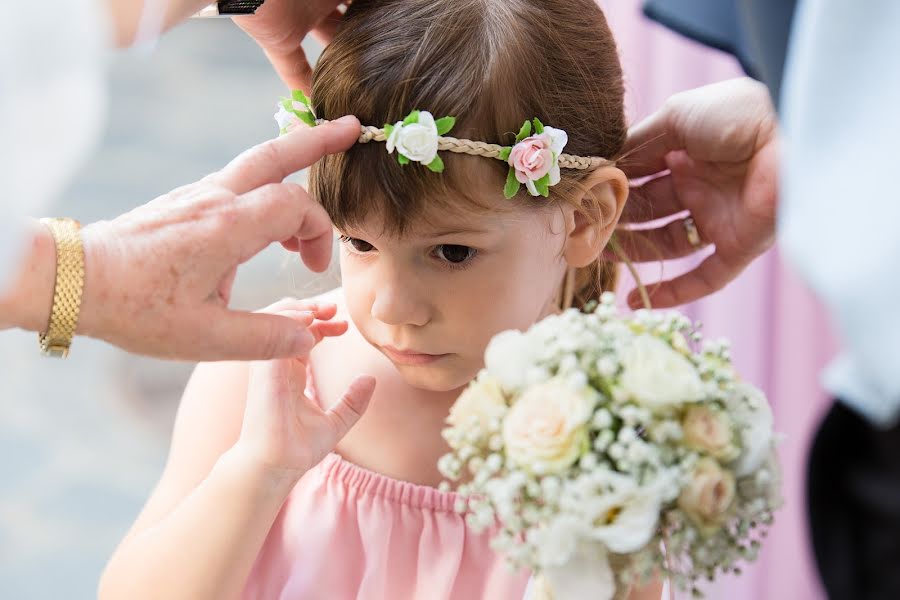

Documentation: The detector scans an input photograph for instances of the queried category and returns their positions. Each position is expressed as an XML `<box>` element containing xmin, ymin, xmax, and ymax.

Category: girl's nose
<box><xmin>370</xmin><ymin>273</ymin><xmax>431</xmax><ymax>327</ymax></box>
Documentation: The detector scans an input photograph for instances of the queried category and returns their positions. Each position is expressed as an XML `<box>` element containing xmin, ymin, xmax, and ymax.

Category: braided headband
<box><xmin>276</xmin><ymin>90</ymin><xmax>614</xmax><ymax>199</ymax></box>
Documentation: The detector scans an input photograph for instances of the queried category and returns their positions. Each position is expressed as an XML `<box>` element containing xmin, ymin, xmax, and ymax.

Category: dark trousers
<box><xmin>807</xmin><ymin>401</ymin><xmax>900</xmax><ymax>600</ymax></box>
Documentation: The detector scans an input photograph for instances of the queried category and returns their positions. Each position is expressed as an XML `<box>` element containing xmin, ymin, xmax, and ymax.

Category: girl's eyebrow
<box><xmin>421</xmin><ymin>226</ymin><xmax>495</xmax><ymax>237</ymax></box>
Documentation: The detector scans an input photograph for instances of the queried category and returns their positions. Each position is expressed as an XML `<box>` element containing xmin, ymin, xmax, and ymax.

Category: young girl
<box><xmin>100</xmin><ymin>0</ymin><xmax>662</xmax><ymax>598</ymax></box>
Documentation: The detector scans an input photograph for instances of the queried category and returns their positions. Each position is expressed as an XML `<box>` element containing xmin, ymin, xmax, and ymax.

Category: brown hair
<box><xmin>309</xmin><ymin>0</ymin><xmax>627</xmax><ymax>309</ymax></box>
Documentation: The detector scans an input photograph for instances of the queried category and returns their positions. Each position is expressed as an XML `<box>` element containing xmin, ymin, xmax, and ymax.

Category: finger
<box><xmin>310</xmin><ymin>8</ymin><xmax>345</xmax><ymax>44</ymax></box>
<box><xmin>306</xmin><ymin>319</ymin><xmax>348</xmax><ymax>344</ymax></box>
<box><xmin>619</xmin><ymin>107</ymin><xmax>681</xmax><ymax>180</ymax></box>
<box><xmin>619</xmin><ymin>174</ymin><xmax>687</xmax><ymax>224</ymax></box>
<box><xmin>259</xmin><ymin>298</ymin><xmax>338</xmax><ymax>320</ymax></box>
<box><xmin>233</xmin><ymin>182</ymin><xmax>335</xmax><ymax>272</ymax></box>
<box><xmin>263</xmin><ymin>47</ymin><xmax>315</xmax><ymax>93</ymax></box>
<box><xmin>325</xmin><ymin>375</ymin><xmax>376</xmax><ymax>441</ymax></box>
<box><xmin>206</xmin><ymin>116</ymin><xmax>361</xmax><ymax>196</ymax></box>
<box><xmin>626</xmin><ymin>252</ymin><xmax>741</xmax><ymax>309</ymax></box>
<box><xmin>204</xmin><ymin>309</ymin><xmax>317</xmax><ymax>361</ymax></box>
<box><xmin>610</xmin><ymin>219</ymin><xmax>710</xmax><ymax>263</ymax></box>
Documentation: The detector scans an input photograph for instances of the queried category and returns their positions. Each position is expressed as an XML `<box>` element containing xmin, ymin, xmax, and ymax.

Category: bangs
<box><xmin>314</xmin><ymin>140</ymin><xmax>515</xmax><ymax>237</ymax></box>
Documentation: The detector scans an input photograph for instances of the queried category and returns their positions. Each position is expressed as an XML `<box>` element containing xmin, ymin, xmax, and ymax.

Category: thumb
<box><xmin>325</xmin><ymin>375</ymin><xmax>376</xmax><ymax>441</ymax></box>
<box><xmin>206</xmin><ymin>309</ymin><xmax>316</xmax><ymax>361</ymax></box>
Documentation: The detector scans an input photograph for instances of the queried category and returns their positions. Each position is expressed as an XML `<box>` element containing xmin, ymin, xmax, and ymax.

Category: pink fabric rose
<box><xmin>509</xmin><ymin>133</ymin><xmax>555</xmax><ymax>183</ymax></box>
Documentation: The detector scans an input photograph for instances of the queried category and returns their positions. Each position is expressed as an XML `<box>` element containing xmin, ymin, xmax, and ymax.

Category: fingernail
<box><xmin>335</xmin><ymin>115</ymin><xmax>358</xmax><ymax>125</ymax></box>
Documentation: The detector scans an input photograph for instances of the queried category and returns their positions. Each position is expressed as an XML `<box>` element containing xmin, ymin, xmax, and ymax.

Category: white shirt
<box><xmin>781</xmin><ymin>0</ymin><xmax>900</xmax><ymax>426</ymax></box>
<box><xmin>0</xmin><ymin>0</ymin><xmax>110</xmax><ymax>290</ymax></box>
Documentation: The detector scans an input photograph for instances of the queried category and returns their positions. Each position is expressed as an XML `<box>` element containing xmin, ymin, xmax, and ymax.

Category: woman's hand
<box><xmin>234</xmin><ymin>0</ymin><xmax>347</xmax><ymax>91</ymax></box>
<box><xmin>234</xmin><ymin>298</ymin><xmax>376</xmax><ymax>484</ymax></box>
<box><xmin>612</xmin><ymin>78</ymin><xmax>779</xmax><ymax>308</ymax></box>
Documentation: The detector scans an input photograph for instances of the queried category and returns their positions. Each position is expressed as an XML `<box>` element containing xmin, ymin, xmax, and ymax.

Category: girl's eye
<box><xmin>435</xmin><ymin>244</ymin><xmax>476</xmax><ymax>265</ymax></box>
<box><xmin>340</xmin><ymin>236</ymin><xmax>374</xmax><ymax>252</ymax></box>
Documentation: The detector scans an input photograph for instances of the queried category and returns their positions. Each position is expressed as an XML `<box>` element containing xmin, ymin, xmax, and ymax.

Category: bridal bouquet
<box><xmin>438</xmin><ymin>293</ymin><xmax>781</xmax><ymax>599</ymax></box>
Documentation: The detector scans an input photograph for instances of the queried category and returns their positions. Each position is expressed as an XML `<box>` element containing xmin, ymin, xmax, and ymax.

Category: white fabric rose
<box><xmin>678</xmin><ymin>457</ymin><xmax>736</xmax><ymax>534</ymax></box>
<box><xmin>543</xmin><ymin>126</ymin><xmax>568</xmax><ymax>186</ymax></box>
<box><xmin>502</xmin><ymin>378</ymin><xmax>595</xmax><ymax>474</ymax></box>
<box><xmin>274</xmin><ymin>103</ymin><xmax>302</xmax><ymax>134</ymax></box>
<box><xmin>446</xmin><ymin>375</ymin><xmax>507</xmax><ymax>443</ymax></box>
<box><xmin>618</xmin><ymin>334</ymin><xmax>706</xmax><ymax>409</ymax></box>
<box><xmin>682</xmin><ymin>405</ymin><xmax>740</xmax><ymax>461</ymax></box>
<box><xmin>727</xmin><ymin>382</ymin><xmax>775</xmax><ymax>477</ymax></box>
<box><xmin>386</xmin><ymin>111</ymin><xmax>439</xmax><ymax>164</ymax></box>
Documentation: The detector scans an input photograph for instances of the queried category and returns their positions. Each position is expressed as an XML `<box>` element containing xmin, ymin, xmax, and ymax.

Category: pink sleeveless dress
<box><xmin>241</xmin><ymin>369</ymin><xmax>531</xmax><ymax>600</ymax></box>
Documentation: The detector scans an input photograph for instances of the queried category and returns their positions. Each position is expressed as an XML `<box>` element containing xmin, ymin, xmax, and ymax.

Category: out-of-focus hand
<box><xmin>72</xmin><ymin>116</ymin><xmax>361</xmax><ymax>360</ymax></box>
<box><xmin>234</xmin><ymin>0</ymin><xmax>347</xmax><ymax>91</ymax></box>
<box><xmin>235</xmin><ymin>298</ymin><xmax>376</xmax><ymax>484</ymax></box>
<box><xmin>612</xmin><ymin>78</ymin><xmax>779</xmax><ymax>308</ymax></box>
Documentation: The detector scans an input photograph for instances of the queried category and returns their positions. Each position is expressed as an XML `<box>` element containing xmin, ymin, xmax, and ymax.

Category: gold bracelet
<box><xmin>38</xmin><ymin>218</ymin><xmax>85</xmax><ymax>358</ymax></box>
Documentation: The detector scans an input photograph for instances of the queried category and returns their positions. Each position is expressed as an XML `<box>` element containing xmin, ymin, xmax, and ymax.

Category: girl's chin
<box><xmin>392</xmin><ymin>360</ymin><xmax>478</xmax><ymax>393</ymax></box>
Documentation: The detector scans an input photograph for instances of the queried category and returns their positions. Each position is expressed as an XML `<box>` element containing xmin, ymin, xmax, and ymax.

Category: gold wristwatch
<box><xmin>38</xmin><ymin>218</ymin><xmax>85</xmax><ymax>358</ymax></box>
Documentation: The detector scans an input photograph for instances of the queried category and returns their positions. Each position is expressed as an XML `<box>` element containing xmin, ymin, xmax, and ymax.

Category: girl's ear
<box><xmin>563</xmin><ymin>166</ymin><xmax>628</xmax><ymax>268</ymax></box>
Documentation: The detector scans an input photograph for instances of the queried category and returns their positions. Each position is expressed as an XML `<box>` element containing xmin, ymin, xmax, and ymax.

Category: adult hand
<box><xmin>234</xmin><ymin>0</ymin><xmax>347</xmax><ymax>92</ymax></box>
<box><xmin>613</xmin><ymin>77</ymin><xmax>779</xmax><ymax>308</ymax></box>
<box><xmin>57</xmin><ymin>116</ymin><xmax>359</xmax><ymax>361</ymax></box>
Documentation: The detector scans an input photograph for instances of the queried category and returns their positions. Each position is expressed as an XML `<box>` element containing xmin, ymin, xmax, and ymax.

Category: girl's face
<box><xmin>338</xmin><ymin>193</ymin><xmax>570</xmax><ymax>393</ymax></box>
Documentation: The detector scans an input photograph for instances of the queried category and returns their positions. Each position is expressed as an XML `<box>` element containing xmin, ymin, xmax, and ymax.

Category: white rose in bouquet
<box><xmin>502</xmin><ymin>378</ymin><xmax>595</xmax><ymax>474</ymax></box>
<box><xmin>485</xmin><ymin>329</ymin><xmax>538</xmax><ymax>392</ymax></box>
<box><xmin>618</xmin><ymin>334</ymin><xmax>705</xmax><ymax>409</ymax></box>
<box><xmin>727</xmin><ymin>382</ymin><xmax>775</xmax><ymax>476</ymax></box>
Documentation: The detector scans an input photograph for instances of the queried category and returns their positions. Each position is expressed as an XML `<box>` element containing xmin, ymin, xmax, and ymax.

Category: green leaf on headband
<box><xmin>292</xmin><ymin>89</ymin><xmax>311</xmax><ymax>106</ymax></box>
<box><xmin>435</xmin><ymin>116</ymin><xmax>456</xmax><ymax>135</ymax></box>
<box><xmin>281</xmin><ymin>98</ymin><xmax>294</xmax><ymax>113</ymax></box>
<box><xmin>504</xmin><ymin>167</ymin><xmax>520</xmax><ymax>199</ymax></box>
<box><xmin>515</xmin><ymin>120</ymin><xmax>532</xmax><ymax>143</ymax></box>
<box><xmin>498</xmin><ymin>146</ymin><xmax>512</xmax><ymax>162</ymax></box>
<box><xmin>297</xmin><ymin>111</ymin><xmax>317</xmax><ymax>128</ymax></box>
<box><xmin>426</xmin><ymin>156</ymin><xmax>445</xmax><ymax>173</ymax></box>
<box><xmin>533</xmin><ymin>173</ymin><xmax>550</xmax><ymax>197</ymax></box>
<box><xmin>383</xmin><ymin>123</ymin><xmax>394</xmax><ymax>139</ymax></box>
<box><xmin>403</xmin><ymin>110</ymin><xmax>421</xmax><ymax>126</ymax></box>
<box><xmin>532</xmin><ymin>118</ymin><xmax>545</xmax><ymax>134</ymax></box>
<box><xmin>398</xmin><ymin>154</ymin><xmax>410</xmax><ymax>165</ymax></box>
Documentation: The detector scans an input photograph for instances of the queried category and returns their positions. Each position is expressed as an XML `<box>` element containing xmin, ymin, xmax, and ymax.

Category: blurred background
<box><xmin>0</xmin><ymin>2</ymin><xmax>835</xmax><ymax>598</ymax></box>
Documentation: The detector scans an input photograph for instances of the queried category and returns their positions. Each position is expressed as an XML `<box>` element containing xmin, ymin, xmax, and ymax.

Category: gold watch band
<box><xmin>38</xmin><ymin>218</ymin><xmax>85</xmax><ymax>358</ymax></box>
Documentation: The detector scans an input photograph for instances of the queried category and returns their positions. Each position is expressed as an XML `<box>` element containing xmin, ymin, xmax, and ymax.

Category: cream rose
<box><xmin>386</xmin><ymin>111</ymin><xmax>439</xmax><ymax>164</ymax></box>
<box><xmin>682</xmin><ymin>405</ymin><xmax>740</xmax><ymax>461</ymax></box>
<box><xmin>618</xmin><ymin>334</ymin><xmax>705</xmax><ymax>409</ymax></box>
<box><xmin>502</xmin><ymin>378</ymin><xmax>595</xmax><ymax>474</ymax></box>
<box><xmin>678</xmin><ymin>458</ymin><xmax>736</xmax><ymax>534</ymax></box>
<box><xmin>447</xmin><ymin>376</ymin><xmax>508</xmax><ymax>439</ymax></box>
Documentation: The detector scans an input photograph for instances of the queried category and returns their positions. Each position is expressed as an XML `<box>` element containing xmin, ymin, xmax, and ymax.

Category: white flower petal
<box><xmin>525</xmin><ymin>179</ymin><xmax>539</xmax><ymax>196</ymax></box>
<box><xmin>541</xmin><ymin>541</ymin><xmax>615</xmax><ymax>600</ymax></box>
<box><xmin>545</xmin><ymin>126</ymin><xmax>568</xmax><ymax>155</ymax></box>
<box><xmin>417</xmin><ymin>110</ymin><xmax>436</xmax><ymax>130</ymax></box>
<box><xmin>386</xmin><ymin>121</ymin><xmax>403</xmax><ymax>154</ymax></box>
<box><xmin>548</xmin><ymin>164</ymin><xmax>561</xmax><ymax>186</ymax></box>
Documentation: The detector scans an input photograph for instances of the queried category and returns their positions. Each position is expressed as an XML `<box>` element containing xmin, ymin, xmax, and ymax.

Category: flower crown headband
<box><xmin>276</xmin><ymin>90</ymin><xmax>614</xmax><ymax>199</ymax></box>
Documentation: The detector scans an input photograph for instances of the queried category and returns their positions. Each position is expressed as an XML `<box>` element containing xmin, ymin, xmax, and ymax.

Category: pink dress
<box><xmin>242</xmin><ymin>369</ymin><xmax>531</xmax><ymax>600</ymax></box>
